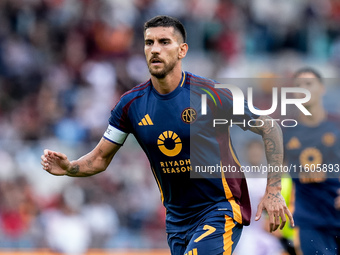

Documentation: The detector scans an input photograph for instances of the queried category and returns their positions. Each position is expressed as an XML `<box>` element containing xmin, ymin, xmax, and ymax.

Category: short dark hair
<box><xmin>293</xmin><ymin>67</ymin><xmax>323</xmax><ymax>83</ymax></box>
<box><xmin>144</xmin><ymin>15</ymin><xmax>187</xmax><ymax>43</ymax></box>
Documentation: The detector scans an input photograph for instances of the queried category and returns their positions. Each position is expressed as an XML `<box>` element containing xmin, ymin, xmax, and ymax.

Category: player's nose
<box><xmin>151</xmin><ymin>43</ymin><xmax>161</xmax><ymax>54</ymax></box>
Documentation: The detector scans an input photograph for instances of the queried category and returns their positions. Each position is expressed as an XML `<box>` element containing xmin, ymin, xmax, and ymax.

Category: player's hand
<box><xmin>255</xmin><ymin>188</ymin><xmax>294</xmax><ymax>232</ymax></box>
<box><xmin>41</xmin><ymin>149</ymin><xmax>71</xmax><ymax>176</ymax></box>
<box><xmin>335</xmin><ymin>189</ymin><xmax>340</xmax><ymax>210</ymax></box>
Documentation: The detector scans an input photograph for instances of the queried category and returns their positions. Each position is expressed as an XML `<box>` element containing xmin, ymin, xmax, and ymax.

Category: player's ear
<box><xmin>178</xmin><ymin>43</ymin><xmax>188</xmax><ymax>59</ymax></box>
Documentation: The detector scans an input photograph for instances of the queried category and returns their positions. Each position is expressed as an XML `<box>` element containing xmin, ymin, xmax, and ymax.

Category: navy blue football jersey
<box><xmin>104</xmin><ymin>71</ymin><xmax>258</xmax><ymax>232</ymax></box>
<box><xmin>283</xmin><ymin>114</ymin><xmax>340</xmax><ymax>228</ymax></box>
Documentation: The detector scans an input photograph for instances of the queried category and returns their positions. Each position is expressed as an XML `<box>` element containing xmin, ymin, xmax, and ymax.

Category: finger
<box><xmin>42</xmin><ymin>161</ymin><xmax>49</xmax><ymax>170</ymax></box>
<box><xmin>270</xmin><ymin>221</ymin><xmax>274</xmax><ymax>232</ymax></box>
<box><xmin>279</xmin><ymin>207</ymin><xmax>287</xmax><ymax>230</ymax></box>
<box><xmin>44</xmin><ymin>149</ymin><xmax>63</xmax><ymax>159</ymax></box>
<box><xmin>269</xmin><ymin>205</ymin><xmax>280</xmax><ymax>232</ymax></box>
<box><xmin>41</xmin><ymin>154</ymin><xmax>49</xmax><ymax>166</ymax></box>
<box><xmin>267</xmin><ymin>211</ymin><xmax>275</xmax><ymax>232</ymax></box>
<box><xmin>44</xmin><ymin>150</ymin><xmax>56</xmax><ymax>162</ymax></box>
<box><xmin>43</xmin><ymin>155</ymin><xmax>52</xmax><ymax>164</ymax></box>
<box><xmin>44</xmin><ymin>149</ymin><xmax>51</xmax><ymax>156</ymax></box>
<box><xmin>272</xmin><ymin>208</ymin><xmax>280</xmax><ymax>232</ymax></box>
<box><xmin>255</xmin><ymin>204</ymin><xmax>263</xmax><ymax>221</ymax></box>
<box><xmin>284</xmin><ymin>207</ymin><xmax>295</xmax><ymax>227</ymax></box>
<box><xmin>273</xmin><ymin>215</ymin><xmax>280</xmax><ymax>232</ymax></box>
<box><xmin>52</xmin><ymin>151</ymin><xmax>67</xmax><ymax>160</ymax></box>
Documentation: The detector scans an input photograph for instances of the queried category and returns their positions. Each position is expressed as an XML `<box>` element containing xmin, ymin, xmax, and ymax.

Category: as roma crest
<box><xmin>181</xmin><ymin>107</ymin><xmax>197</xmax><ymax>124</ymax></box>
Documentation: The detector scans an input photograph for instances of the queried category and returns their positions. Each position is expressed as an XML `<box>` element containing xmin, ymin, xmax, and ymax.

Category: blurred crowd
<box><xmin>0</xmin><ymin>0</ymin><xmax>340</xmax><ymax>253</ymax></box>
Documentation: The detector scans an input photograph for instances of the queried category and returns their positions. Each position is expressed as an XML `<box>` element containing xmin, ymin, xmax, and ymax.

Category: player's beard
<box><xmin>148</xmin><ymin>58</ymin><xmax>177</xmax><ymax>79</ymax></box>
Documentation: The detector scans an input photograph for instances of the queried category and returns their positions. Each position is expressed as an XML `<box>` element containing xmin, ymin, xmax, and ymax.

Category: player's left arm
<box><xmin>248</xmin><ymin>115</ymin><xmax>295</xmax><ymax>232</ymax></box>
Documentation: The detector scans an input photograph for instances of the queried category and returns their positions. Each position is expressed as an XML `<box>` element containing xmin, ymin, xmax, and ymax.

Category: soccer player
<box><xmin>41</xmin><ymin>15</ymin><xmax>293</xmax><ymax>255</ymax></box>
<box><xmin>283</xmin><ymin>67</ymin><xmax>340</xmax><ymax>254</ymax></box>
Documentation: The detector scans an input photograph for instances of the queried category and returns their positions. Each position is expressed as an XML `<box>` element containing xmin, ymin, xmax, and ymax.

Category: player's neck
<box><xmin>299</xmin><ymin>104</ymin><xmax>326</xmax><ymax>126</ymax></box>
<box><xmin>151</xmin><ymin>66</ymin><xmax>183</xmax><ymax>94</ymax></box>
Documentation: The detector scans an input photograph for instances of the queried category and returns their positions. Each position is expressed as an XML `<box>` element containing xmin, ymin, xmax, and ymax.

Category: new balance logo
<box><xmin>138</xmin><ymin>114</ymin><xmax>154</xmax><ymax>126</ymax></box>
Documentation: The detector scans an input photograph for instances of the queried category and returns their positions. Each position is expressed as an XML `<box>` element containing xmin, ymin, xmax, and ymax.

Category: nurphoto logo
<box><xmin>201</xmin><ymin>84</ymin><xmax>311</xmax><ymax>128</ymax></box>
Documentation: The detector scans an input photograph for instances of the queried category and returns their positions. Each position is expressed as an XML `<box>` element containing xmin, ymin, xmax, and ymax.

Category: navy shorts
<box><xmin>167</xmin><ymin>211</ymin><xmax>243</xmax><ymax>255</ymax></box>
<box><xmin>297</xmin><ymin>227</ymin><xmax>340</xmax><ymax>255</ymax></box>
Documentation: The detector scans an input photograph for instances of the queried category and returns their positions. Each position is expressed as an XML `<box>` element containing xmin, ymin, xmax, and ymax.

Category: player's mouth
<box><xmin>150</xmin><ymin>58</ymin><xmax>163</xmax><ymax>66</ymax></box>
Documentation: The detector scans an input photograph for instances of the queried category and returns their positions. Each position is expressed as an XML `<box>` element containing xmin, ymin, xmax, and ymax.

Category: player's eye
<box><xmin>145</xmin><ymin>40</ymin><xmax>153</xmax><ymax>46</ymax></box>
<box><xmin>160</xmin><ymin>40</ymin><xmax>170</xmax><ymax>45</ymax></box>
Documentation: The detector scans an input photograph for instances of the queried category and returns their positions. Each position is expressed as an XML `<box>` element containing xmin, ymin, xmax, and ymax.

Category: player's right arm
<box><xmin>41</xmin><ymin>137</ymin><xmax>120</xmax><ymax>177</ymax></box>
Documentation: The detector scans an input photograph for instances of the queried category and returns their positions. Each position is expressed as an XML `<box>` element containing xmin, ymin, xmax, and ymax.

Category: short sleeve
<box><xmin>103</xmin><ymin>99</ymin><xmax>131</xmax><ymax>145</ymax></box>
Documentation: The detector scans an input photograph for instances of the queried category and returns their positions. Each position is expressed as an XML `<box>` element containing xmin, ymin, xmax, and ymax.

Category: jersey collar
<box><xmin>151</xmin><ymin>71</ymin><xmax>186</xmax><ymax>100</ymax></box>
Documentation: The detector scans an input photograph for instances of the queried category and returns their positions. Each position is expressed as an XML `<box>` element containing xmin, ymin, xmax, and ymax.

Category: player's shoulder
<box><xmin>186</xmin><ymin>71</ymin><xmax>218</xmax><ymax>90</ymax></box>
<box><xmin>185</xmin><ymin>71</ymin><xmax>224</xmax><ymax>95</ymax></box>
<box><xmin>185</xmin><ymin>71</ymin><xmax>233</xmax><ymax>100</ymax></box>
<box><xmin>119</xmin><ymin>79</ymin><xmax>151</xmax><ymax>103</ymax></box>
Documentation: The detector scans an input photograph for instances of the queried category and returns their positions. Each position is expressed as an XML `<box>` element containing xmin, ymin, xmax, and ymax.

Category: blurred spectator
<box><xmin>82</xmin><ymin>190</ymin><xmax>119</xmax><ymax>248</ymax></box>
<box><xmin>0</xmin><ymin>176</ymin><xmax>38</xmax><ymax>249</ymax></box>
<box><xmin>41</xmin><ymin>185</ymin><xmax>91</xmax><ymax>255</ymax></box>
